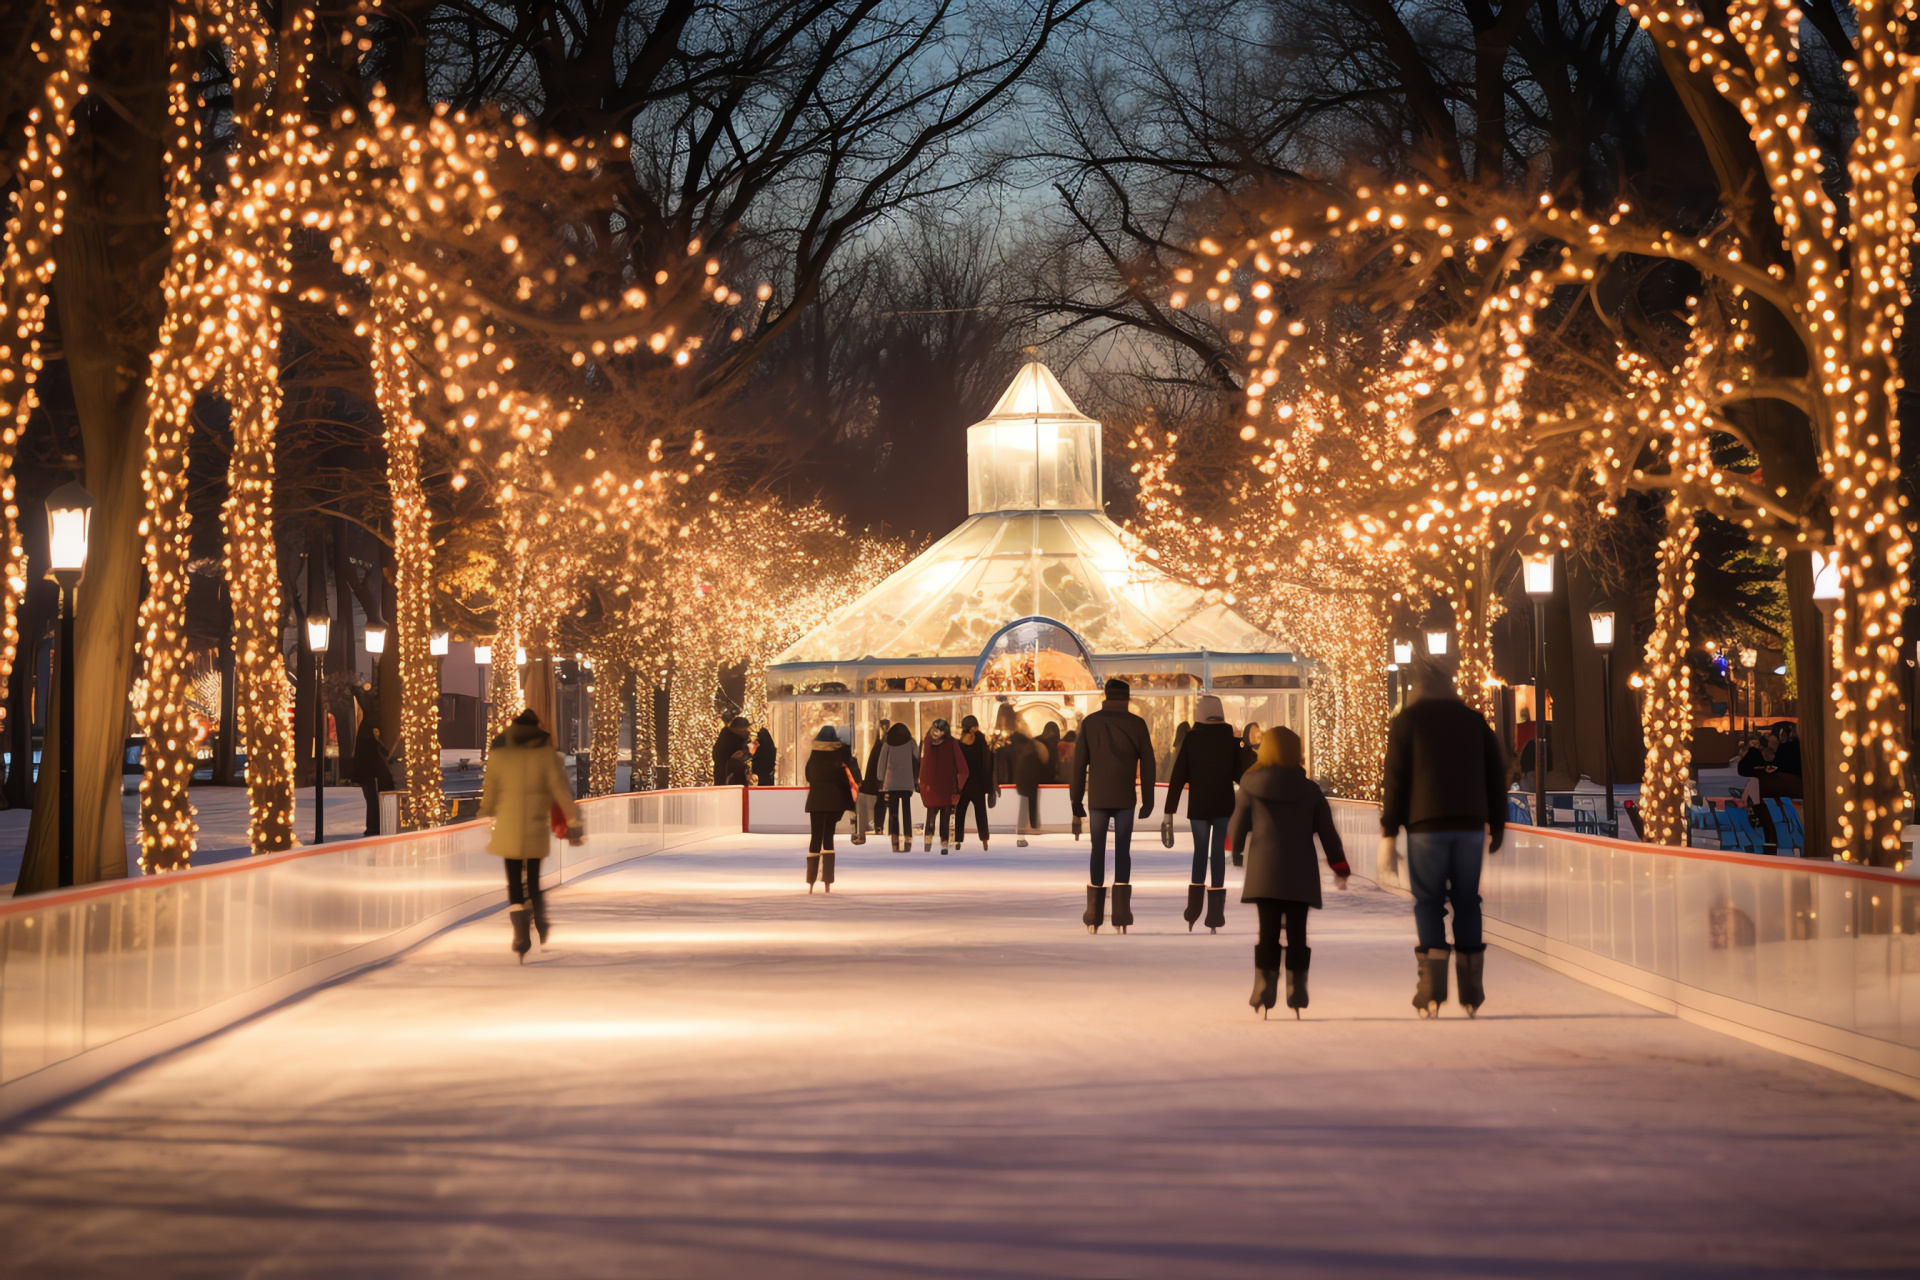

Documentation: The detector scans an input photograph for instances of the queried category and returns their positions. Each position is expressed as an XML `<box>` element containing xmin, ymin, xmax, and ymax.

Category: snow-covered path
<box><xmin>0</xmin><ymin>834</ymin><xmax>1912</xmax><ymax>1278</ymax></box>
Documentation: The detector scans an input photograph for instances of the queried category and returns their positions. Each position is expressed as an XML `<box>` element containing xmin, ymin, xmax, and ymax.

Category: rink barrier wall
<box><xmin>1328</xmin><ymin>799</ymin><xmax>1920</xmax><ymax>1100</ymax></box>
<box><xmin>0</xmin><ymin>785</ymin><xmax>743</xmax><ymax>1122</ymax></box>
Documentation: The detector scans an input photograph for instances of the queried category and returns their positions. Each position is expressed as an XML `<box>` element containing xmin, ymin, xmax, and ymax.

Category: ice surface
<box><xmin>0</xmin><ymin>833</ymin><xmax>1913</xmax><ymax>1277</ymax></box>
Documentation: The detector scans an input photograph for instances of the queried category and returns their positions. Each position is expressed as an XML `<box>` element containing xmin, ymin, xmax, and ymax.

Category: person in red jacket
<box><xmin>917</xmin><ymin>718</ymin><xmax>970</xmax><ymax>853</ymax></box>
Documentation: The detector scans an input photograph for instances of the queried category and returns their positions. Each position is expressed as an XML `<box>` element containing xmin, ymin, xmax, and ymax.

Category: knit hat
<box><xmin>1195</xmin><ymin>694</ymin><xmax>1225</xmax><ymax>723</ymax></box>
<box><xmin>813</xmin><ymin>725</ymin><xmax>839</xmax><ymax>742</ymax></box>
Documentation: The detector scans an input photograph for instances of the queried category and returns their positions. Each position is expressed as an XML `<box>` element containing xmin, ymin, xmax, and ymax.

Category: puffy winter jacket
<box><xmin>1228</xmin><ymin>765</ymin><xmax>1348</xmax><ymax>907</ymax></box>
<box><xmin>804</xmin><ymin>741</ymin><xmax>860</xmax><ymax>813</ymax></box>
<box><xmin>1379</xmin><ymin>693</ymin><xmax>1508</xmax><ymax>848</ymax></box>
<box><xmin>918</xmin><ymin>733</ymin><xmax>970</xmax><ymax>807</ymax></box>
<box><xmin>1165</xmin><ymin>722</ymin><xmax>1242</xmax><ymax>819</ymax></box>
<box><xmin>875</xmin><ymin>724</ymin><xmax>919</xmax><ymax>792</ymax></box>
<box><xmin>481</xmin><ymin>723</ymin><xmax>580</xmax><ymax>860</ymax></box>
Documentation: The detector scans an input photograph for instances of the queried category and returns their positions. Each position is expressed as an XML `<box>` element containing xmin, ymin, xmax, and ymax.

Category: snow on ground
<box><xmin>0</xmin><ymin>833</ymin><xmax>1913</xmax><ymax>1278</ymax></box>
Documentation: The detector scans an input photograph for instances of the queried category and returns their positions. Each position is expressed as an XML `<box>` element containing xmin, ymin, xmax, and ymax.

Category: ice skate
<box><xmin>940</xmin><ymin>842</ymin><xmax>949</xmax><ymax>855</ymax></box>
<box><xmin>1110</xmin><ymin>883</ymin><xmax>1134</xmax><ymax>933</ymax></box>
<box><xmin>1017</xmin><ymin>836</ymin><xmax>1029</xmax><ymax>847</ymax></box>
<box><xmin>1249</xmin><ymin>967</ymin><xmax>1279</xmax><ymax>1018</ymax></box>
<box><xmin>1182</xmin><ymin>884</ymin><xmax>1204</xmax><ymax>931</ymax></box>
<box><xmin>1284</xmin><ymin>947</ymin><xmax>1310</xmax><ymax>1017</ymax></box>
<box><xmin>1456</xmin><ymin>948</ymin><xmax>1485</xmax><ymax>1016</ymax></box>
<box><xmin>1413</xmin><ymin>946</ymin><xmax>1451</xmax><ymax>1017</ymax></box>
<box><xmin>509</xmin><ymin>908</ymin><xmax>532</xmax><ymax>963</ymax></box>
<box><xmin>1204</xmin><ymin>887</ymin><xmax>1227</xmax><ymax>933</ymax></box>
<box><xmin>980</xmin><ymin>840</ymin><xmax>989</xmax><ymax>852</ymax></box>
<box><xmin>821</xmin><ymin>852</ymin><xmax>835</xmax><ymax>894</ymax></box>
<box><xmin>806</xmin><ymin>854</ymin><xmax>820</xmax><ymax>893</ymax></box>
<box><xmin>532</xmin><ymin>901</ymin><xmax>551</xmax><ymax>947</ymax></box>
<box><xmin>922</xmin><ymin>835</ymin><xmax>932</xmax><ymax>852</ymax></box>
<box><xmin>1083</xmin><ymin>885</ymin><xmax>1106</xmax><ymax>934</ymax></box>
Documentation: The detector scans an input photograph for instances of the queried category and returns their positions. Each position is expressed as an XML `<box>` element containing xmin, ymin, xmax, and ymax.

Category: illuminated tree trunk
<box><xmin>223</xmin><ymin>356</ymin><xmax>296</xmax><ymax>854</ymax></box>
<box><xmin>589</xmin><ymin>649</ymin><xmax>625</xmax><ymax>795</ymax></box>
<box><xmin>369</xmin><ymin>280</ymin><xmax>445</xmax><ymax>828</ymax></box>
<box><xmin>1637</xmin><ymin>504</ymin><xmax>1699</xmax><ymax>846</ymax></box>
<box><xmin>485</xmin><ymin>628</ymin><xmax>520</xmax><ymax>751</ymax></box>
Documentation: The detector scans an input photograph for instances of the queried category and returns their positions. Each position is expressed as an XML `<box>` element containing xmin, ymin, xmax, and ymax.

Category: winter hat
<box><xmin>813</xmin><ymin>725</ymin><xmax>840</xmax><ymax>742</ymax></box>
<box><xmin>1103</xmin><ymin>677</ymin><xmax>1130</xmax><ymax>701</ymax></box>
<box><xmin>1195</xmin><ymin>694</ymin><xmax>1225</xmax><ymax>723</ymax></box>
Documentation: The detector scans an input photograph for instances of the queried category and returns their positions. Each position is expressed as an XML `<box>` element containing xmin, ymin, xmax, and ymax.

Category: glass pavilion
<box><xmin>766</xmin><ymin>362</ymin><xmax>1310</xmax><ymax>782</ymax></box>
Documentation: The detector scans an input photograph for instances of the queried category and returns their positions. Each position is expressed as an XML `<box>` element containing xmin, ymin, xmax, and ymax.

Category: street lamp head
<box><xmin>1811</xmin><ymin>549</ymin><xmax>1843</xmax><ymax>604</ymax></box>
<box><xmin>1424</xmin><ymin>628</ymin><xmax>1450</xmax><ymax>657</ymax></box>
<box><xmin>363</xmin><ymin>623</ymin><xmax>387</xmax><ymax>655</ymax></box>
<box><xmin>305</xmin><ymin>613</ymin><xmax>331</xmax><ymax>654</ymax></box>
<box><xmin>1588</xmin><ymin>609</ymin><xmax>1616</xmax><ymax>653</ymax></box>
<box><xmin>514</xmin><ymin>646</ymin><xmax>528</xmax><ymax>667</ymax></box>
<box><xmin>430</xmin><ymin>630</ymin><xmax>450</xmax><ymax>657</ymax></box>
<box><xmin>473</xmin><ymin>642</ymin><xmax>492</xmax><ymax>666</ymax></box>
<box><xmin>1738</xmin><ymin>646</ymin><xmax>1757</xmax><ymax>669</ymax></box>
<box><xmin>1391</xmin><ymin>639</ymin><xmax>1414</xmax><ymax>666</ymax></box>
<box><xmin>1521</xmin><ymin>550</ymin><xmax>1555</xmax><ymax>599</ymax></box>
<box><xmin>45</xmin><ymin>481</ymin><xmax>94</xmax><ymax>581</ymax></box>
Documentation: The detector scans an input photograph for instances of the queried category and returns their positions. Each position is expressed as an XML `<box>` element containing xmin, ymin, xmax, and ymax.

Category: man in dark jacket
<box><xmin>1070</xmin><ymin>678</ymin><xmax>1156</xmax><ymax>933</ymax></box>
<box><xmin>711</xmin><ymin>715</ymin><xmax>750</xmax><ymax>787</ymax></box>
<box><xmin>1380</xmin><ymin>656</ymin><xmax>1507</xmax><ymax>1017</ymax></box>
<box><xmin>350</xmin><ymin>712</ymin><xmax>395</xmax><ymax>836</ymax></box>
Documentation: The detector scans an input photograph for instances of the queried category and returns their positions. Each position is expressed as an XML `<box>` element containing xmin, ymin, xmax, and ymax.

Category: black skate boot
<box><xmin>1456</xmin><ymin>947</ymin><xmax>1485</xmax><ymax>1016</ymax></box>
<box><xmin>1111</xmin><ymin>883</ymin><xmax>1134</xmax><ymax>933</ymax></box>
<box><xmin>1204</xmin><ymin>888</ymin><xmax>1227</xmax><ymax>933</ymax></box>
<box><xmin>1413</xmin><ymin>946</ymin><xmax>1451</xmax><ymax>1018</ymax></box>
<box><xmin>1284</xmin><ymin>946</ymin><xmax>1311</xmax><ymax>1018</ymax></box>
<box><xmin>821</xmin><ymin>852</ymin><xmax>835</xmax><ymax>893</ymax></box>
<box><xmin>806</xmin><ymin>855</ymin><xmax>820</xmax><ymax>892</ymax></box>
<box><xmin>509</xmin><ymin>908</ymin><xmax>532</xmax><ymax>963</ymax></box>
<box><xmin>1083</xmin><ymin>885</ymin><xmax>1106</xmax><ymax>934</ymax></box>
<box><xmin>532</xmin><ymin>899</ymin><xmax>551</xmax><ymax>946</ymax></box>
<box><xmin>1250</xmin><ymin>960</ymin><xmax>1280</xmax><ymax>1018</ymax></box>
<box><xmin>1183</xmin><ymin>884</ymin><xmax>1204</xmax><ymax>931</ymax></box>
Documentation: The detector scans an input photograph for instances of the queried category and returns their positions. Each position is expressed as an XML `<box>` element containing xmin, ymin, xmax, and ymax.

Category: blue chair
<box><xmin>1508</xmin><ymin>796</ymin><xmax>1534</xmax><ymax>826</ymax></box>
<box><xmin>1715</xmin><ymin>805</ymin><xmax>1765</xmax><ymax>853</ymax></box>
<box><xmin>1764</xmin><ymin>798</ymin><xmax>1805</xmax><ymax>852</ymax></box>
<box><xmin>1570</xmin><ymin>807</ymin><xmax>1601</xmax><ymax>835</ymax></box>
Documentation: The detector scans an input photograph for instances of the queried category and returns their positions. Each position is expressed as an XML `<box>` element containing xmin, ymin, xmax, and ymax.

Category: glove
<box><xmin>987</xmin><ymin>792</ymin><xmax>997</xmax><ymax>808</ymax></box>
<box><xmin>1071</xmin><ymin>800</ymin><xmax>1086</xmax><ymax>819</ymax></box>
<box><xmin>1232</xmin><ymin>851</ymin><xmax>1244</xmax><ymax>867</ymax></box>
<box><xmin>1138</xmin><ymin>800</ymin><xmax>1154</xmax><ymax>821</ymax></box>
<box><xmin>1488</xmin><ymin>828</ymin><xmax>1504</xmax><ymax>853</ymax></box>
<box><xmin>1330</xmin><ymin>860</ymin><xmax>1352</xmax><ymax>889</ymax></box>
<box><xmin>566</xmin><ymin>823</ymin><xmax>585</xmax><ymax>847</ymax></box>
<box><xmin>1377</xmin><ymin>834</ymin><xmax>1400</xmax><ymax>876</ymax></box>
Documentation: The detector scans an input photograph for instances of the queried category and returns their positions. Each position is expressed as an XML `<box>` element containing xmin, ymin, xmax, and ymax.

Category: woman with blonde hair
<box><xmin>481</xmin><ymin>709</ymin><xmax>582</xmax><ymax>962</ymax></box>
<box><xmin>1226</xmin><ymin>725</ymin><xmax>1349</xmax><ymax>1017</ymax></box>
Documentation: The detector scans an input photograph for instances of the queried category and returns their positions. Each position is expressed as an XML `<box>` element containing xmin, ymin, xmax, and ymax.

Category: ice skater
<box><xmin>953</xmin><ymin>715</ymin><xmax>997</xmax><ymax>850</ymax></box>
<box><xmin>1227</xmin><ymin>727</ymin><xmax>1350</xmax><ymax>1016</ymax></box>
<box><xmin>917</xmin><ymin>718</ymin><xmax>969</xmax><ymax>852</ymax></box>
<box><xmin>480</xmin><ymin>708</ymin><xmax>581</xmax><ymax>962</ymax></box>
<box><xmin>1379</xmin><ymin>651</ymin><xmax>1508</xmax><ymax>1017</ymax></box>
<box><xmin>874</xmin><ymin>721</ymin><xmax>919</xmax><ymax>851</ymax></box>
<box><xmin>1164</xmin><ymin>694</ymin><xmax>1244</xmax><ymax>932</ymax></box>
<box><xmin>803</xmin><ymin>726</ymin><xmax>860</xmax><ymax>891</ymax></box>
<box><xmin>1069</xmin><ymin>678</ymin><xmax>1156</xmax><ymax>933</ymax></box>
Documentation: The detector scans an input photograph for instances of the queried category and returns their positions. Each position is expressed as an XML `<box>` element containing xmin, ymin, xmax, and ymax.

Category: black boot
<box><xmin>1250</xmin><ymin>944</ymin><xmax>1281</xmax><ymax>1018</ymax></box>
<box><xmin>532</xmin><ymin>898</ymin><xmax>550</xmax><ymax>946</ymax></box>
<box><xmin>1456</xmin><ymin>948</ymin><xmax>1485</xmax><ymax>1016</ymax></box>
<box><xmin>1183</xmin><ymin>884</ymin><xmax>1204</xmax><ymax>931</ymax></box>
<box><xmin>509</xmin><ymin>908</ymin><xmax>532</xmax><ymax>963</ymax></box>
<box><xmin>821</xmin><ymin>852</ymin><xmax>835</xmax><ymax>893</ymax></box>
<box><xmin>1083</xmin><ymin>885</ymin><xmax>1106</xmax><ymax>934</ymax></box>
<box><xmin>1111</xmin><ymin>883</ymin><xmax>1134</xmax><ymax>933</ymax></box>
<box><xmin>806</xmin><ymin>855</ymin><xmax>820</xmax><ymax>892</ymax></box>
<box><xmin>1204</xmin><ymin>888</ymin><xmax>1227</xmax><ymax>933</ymax></box>
<box><xmin>1413</xmin><ymin>946</ymin><xmax>1451</xmax><ymax>1018</ymax></box>
<box><xmin>1284</xmin><ymin>946</ymin><xmax>1311</xmax><ymax>1017</ymax></box>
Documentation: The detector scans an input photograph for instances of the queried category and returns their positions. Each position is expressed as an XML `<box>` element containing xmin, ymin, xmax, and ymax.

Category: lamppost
<box><xmin>306</xmin><ymin>610</ymin><xmax>330</xmax><ymax>844</ymax></box>
<box><xmin>1738</xmin><ymin>645</ymin><xmax>1758</xmax><ymax>735</ymax></box>
<box><xmin>1812</xmin><ymin>550</ymin><xmax>1843</xmax><ymax>859</ymax></box>
<box><xmin>1391</xmin><ymin>639</ymin><xmax>1413</xmax><ymax>711</ymax></box>
<box><xmin>45</xmin><ymin>483</ymin><xmax>93</xmax><ymax>888</ymax></box>
<box><xmin>1590</xmin><ymin>608</ymin><xmax>1617</xmax><ymax>837</ymax></box>
<box><xmin>1522</xmin><ymin>551</ymin><xmax>1556</xmax><ymax>828</ymax></box>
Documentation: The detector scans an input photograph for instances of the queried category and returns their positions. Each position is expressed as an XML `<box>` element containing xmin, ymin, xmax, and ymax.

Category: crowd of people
<box><xmin>478</xmin><ymin>655</ymin><xmax>1510</xmax><ymax>1019</ymax></box>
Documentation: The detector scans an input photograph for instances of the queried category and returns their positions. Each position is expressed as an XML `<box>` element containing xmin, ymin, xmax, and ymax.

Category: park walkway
<box><xmin>0</xmin><ymin>834</ymin><xmax>1912</xmax><ymax>1277</ymax></box>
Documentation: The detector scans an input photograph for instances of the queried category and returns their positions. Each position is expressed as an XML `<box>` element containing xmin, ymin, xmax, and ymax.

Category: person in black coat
<box><xmin>751</xmin><ymin>727</ymin><xmax>777</xmax><ymax>787</ymax></box>
<box><xmin>712</xmin><ymin>716</ymin><xmax>750</xmax><ymax>786</ymax></box>
<box><xmin>349</xmin><ymin>711</ymin><xmax>395</xmax><ymax>836</ymax></box>
<box><xmin>1165</xmin><ymin>694</ymin><xmax>1245</xmax><ymax>932</ymax></box>
<box><xmin>953</xmin><ymin>714</ymin><xmax>998</xmax><ymax>850</ymax></box>
<box><xmin>1379</xmin><ymin>656</ymin><xmax>1507</xmax><ymax>1018</ymax></box>
<box><xmin>803</xmin><ymin>726</ymin><xmax>860</xmax><ymax>892</ymax></box>
<box><xmin>1227</xmin><ymin>726</ymin><xmax>1349</xmax><ymax>1016</ymax></box>
<box><xmin>1069</xmin><ymin>678</ymin><xmax>1156</xmax><ymax>934</ymax></box>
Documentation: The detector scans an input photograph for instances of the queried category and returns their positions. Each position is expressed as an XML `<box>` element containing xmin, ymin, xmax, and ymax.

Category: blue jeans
<box><xmin>1189</xmin><ymin>817</ymin><xmax>1228</xmax><ymax>888</ymax></box>
<box><xmin>1090</xmin><ymin>807</ymin><xmax>1134</xmax><ymax>885</ymax></box>
<box><xmin>1407</xmin><ymin>830</ymin><xmax>1486</xmax><ymax>951</ymax></box>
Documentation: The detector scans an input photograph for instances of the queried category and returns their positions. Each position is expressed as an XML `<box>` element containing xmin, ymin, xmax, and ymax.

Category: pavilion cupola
<box><xmin>966</xmin><ymin>362</ymin><xmax>1103</xmax><ymax>515</ymax></box>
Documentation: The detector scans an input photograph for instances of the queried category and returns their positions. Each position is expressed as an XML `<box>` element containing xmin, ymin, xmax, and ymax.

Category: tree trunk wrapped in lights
<box><xmin>485</xmin><ymin>629</ymin><xmax>520</xmax><ymax>751</ymax></box>
<box><xmin>589</xmin><ymin>649</ymin><xmax>625</xmax><ymax>795</ymax></box>
<box><xmin>0</xmin><ymin>1</ymin><xmax>96</xmax><ymax>757</ymax></box>
<box><xmin>369</xmin><ymin>281</ymin><xmax>446</xmax><ymax>829</ymax></box>
<box><xmin>1638</xmin><ymin>503</ymin><xmax>1700</xmax><ymax>847</ymax></box>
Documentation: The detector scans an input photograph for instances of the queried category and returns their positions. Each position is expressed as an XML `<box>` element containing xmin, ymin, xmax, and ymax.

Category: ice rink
<box><xmin>0</xmin><ymin>833</ymin><xmax>1913</xmax><ymax>1278</ymax></box>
